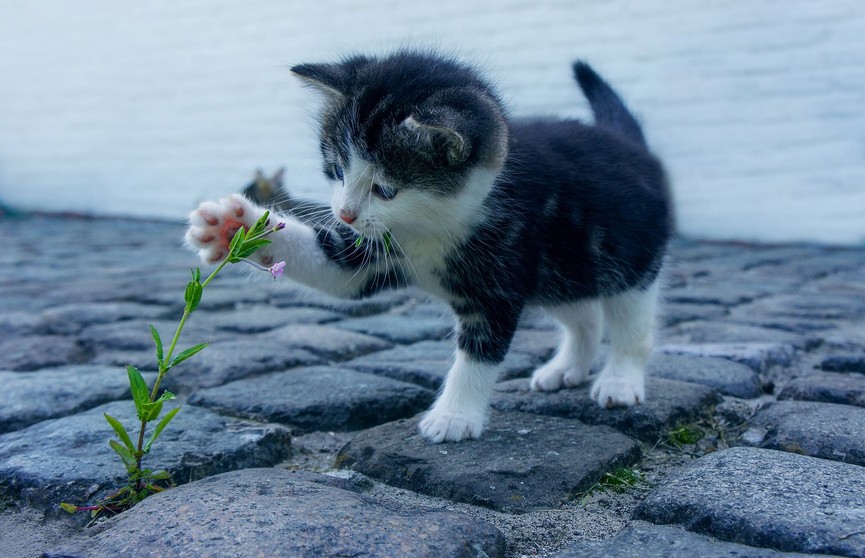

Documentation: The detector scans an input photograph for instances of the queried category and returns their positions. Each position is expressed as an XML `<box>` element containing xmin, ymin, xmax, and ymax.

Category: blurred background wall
<box><xmin>0</xmin><ymin>0</ymin><xmax>863</xmax><ymax>244</ymax></box>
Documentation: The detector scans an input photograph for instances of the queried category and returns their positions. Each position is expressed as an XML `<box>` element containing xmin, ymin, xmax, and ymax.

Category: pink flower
<box><xmin>269</xmin><ymin>261</ymin><xmax>286</xmax><ymax>279</ymax></box>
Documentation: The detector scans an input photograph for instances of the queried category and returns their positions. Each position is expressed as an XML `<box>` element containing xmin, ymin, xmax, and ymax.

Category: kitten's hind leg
<box><xmin>530</xmin><ymin>300</ymin><xmax>603</xmax><ymax>391</ymax></box>
<box><xmin>591</xmin><ymin>281</ymin><xmax>660</xmax><ymax>407</ymax></box>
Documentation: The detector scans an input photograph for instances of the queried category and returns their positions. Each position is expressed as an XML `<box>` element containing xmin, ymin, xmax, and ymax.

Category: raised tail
<box><xmin>573</xmin><ymin>61</ymin><xmax>646</xmax><ymax>147</ymax></box>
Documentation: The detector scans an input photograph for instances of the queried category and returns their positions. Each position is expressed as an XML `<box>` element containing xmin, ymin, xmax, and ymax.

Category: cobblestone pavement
<box><xmin>1</xmin><ymin>214</ymin><xmax>864</xmax><ymax>557</ymax></box>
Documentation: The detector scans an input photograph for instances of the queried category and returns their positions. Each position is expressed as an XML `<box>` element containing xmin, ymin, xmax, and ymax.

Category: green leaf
<box><xmin>144</xmin><ymin>406</ymin><xmax>181</xmax><ymax>453</ymax></box>
<box><xmin>383</xmin><ymin>231</ymin><xmax>392</xmax><ymax>254</ymax></box>
<box><xmin>354</xmin><ymin>235</ymin><xmax>363</xmax><ymax>248</ymax></box>
<box><xmin>248</xmin><ymin>211</ymin><xmax>270</xmax><ymax>238</ymax></box>
<box><xmin>149</xmin><ymin>325</ymin><xmax>164</xmax><ymax>366</ymax></box>
<box><xmin>191</xmin><ymin>267</ymin><xmax>201</xmax><ymax>282</ymax></box>
<box><xmin>148</xmin><ymin>469</ymin><xmax>172</xmax><ymax>481</ymax></box>
<box><xmin>168</xmin><ymin>343</ymin><xmax>208</xmax><ymax>369</ymax></box>
<box><xmin>127</xmin><ymin>365</ymin><xmax>150</xmax><ymax>420</ymax></box>
<box><xmin>228</xmin><ymin>226</ymin><xmax>246</xmax><ymax>255</ymax></box>
<box><xmin>234</xmin><ymin>238</ymin><xmax>271</xmax><ymax>259</ymax></box>
<box><xmin>154</xmin><ymin>390</ymin><xmax>176</xmax><ymax>403</ymax></box>
<box><xmin>104</xmin><ymin>413</ymin><xmax>135</xmax><ymax>453</ymax></box>
<box><xmin>60</xmin><ymin>502</ymin><xmax>79</xmax><ymax>514</ymax></box>
<box><xmin>144</xmin><ymin>400</ymin><xmax>163</xmax><ymax>422</ymax></box>
<box><xmin>184</xmin><ymin>280</ymin><xmax>203</xmax><ymax>312</ymax></box>
<box><xmin>109</xmin><ymin>439</ymin><xmax>137</xmax><ymax>473</ymax></box>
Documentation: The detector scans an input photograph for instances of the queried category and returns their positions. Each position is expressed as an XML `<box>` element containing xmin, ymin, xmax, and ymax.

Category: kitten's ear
<box><xmin>402</xmin><ymin>113</ymin><xmax>471</xmax><ymax>167</ymax></box>
<box><xmin>291</xmin><ymin>63</ymin><xmax>346</xmax><ymax>98</ymax></box>
<box><xmin>291</xmin><ymin>56</ymin><xmax>371</xmax><ymax>98</ymax></box>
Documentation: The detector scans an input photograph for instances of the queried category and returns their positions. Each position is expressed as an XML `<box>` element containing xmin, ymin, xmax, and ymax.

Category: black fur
<box><xmin>292</xmin><ymin>51</ymin><xmax>672</xmax><ymax>363</ymax></box>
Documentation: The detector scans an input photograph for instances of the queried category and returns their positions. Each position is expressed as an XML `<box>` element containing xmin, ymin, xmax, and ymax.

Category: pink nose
<box><xmin>339</xmin><ymin>209</ymin><xmax>357</xmax><ymax>225</ymax></box>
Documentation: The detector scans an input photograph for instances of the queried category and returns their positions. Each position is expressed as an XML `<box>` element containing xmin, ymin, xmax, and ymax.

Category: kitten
<box><xmin>186</xmin><ymin>50</ymin><xmax>672</xmax><ymax>443</ymax></box>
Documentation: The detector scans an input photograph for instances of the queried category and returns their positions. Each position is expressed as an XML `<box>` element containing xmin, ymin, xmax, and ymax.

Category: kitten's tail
<box><xmin>573</xmin><ymin>61</ymin><xmax>646</xmax><ymax>147</ymax></box>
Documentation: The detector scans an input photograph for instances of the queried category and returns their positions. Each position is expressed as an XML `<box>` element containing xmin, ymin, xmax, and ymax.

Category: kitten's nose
<box><xmin>339</xmin><ymin>209</ymin><xmax>357</xmax><ymax>225</ymax></box>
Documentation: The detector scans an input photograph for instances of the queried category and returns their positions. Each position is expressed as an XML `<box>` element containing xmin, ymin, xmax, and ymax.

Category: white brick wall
<box><xmin>0</xmin><ymin>0</ymin><xmax>863</xmax><ymax>244</ymax></box>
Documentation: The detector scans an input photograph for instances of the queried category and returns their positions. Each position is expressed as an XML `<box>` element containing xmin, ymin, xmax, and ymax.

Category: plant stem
<box><xmin>148</xmin><ymin>259</ymin><xmax>226</xmax><ymax>401</ymax></box>
<box><xmin>134</xmin><ymin>257</ymin><xmax>232</xmax><ymax>488</ymax></box>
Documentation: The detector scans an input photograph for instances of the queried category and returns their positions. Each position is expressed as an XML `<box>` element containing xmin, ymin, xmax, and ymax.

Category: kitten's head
<box><xmin>291</xmin><ymin>50</ymin><xmax>509</xmax><ymax>240</ymax></box>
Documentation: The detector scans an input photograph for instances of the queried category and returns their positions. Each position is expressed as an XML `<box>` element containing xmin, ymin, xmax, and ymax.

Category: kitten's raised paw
<box><xmin>185</xmin><ymin>195</ymin><xmax>261</xmax><ymax>264</ymax></box>
<box><xmin>419</xmin><ymin>410</ymin><xmax>484</xmax><ymax>443</ymax></box>
<box><xmin>590</xmin><ymin>375</ymin><xmax>644</xmax><ymax>408</ymax></box>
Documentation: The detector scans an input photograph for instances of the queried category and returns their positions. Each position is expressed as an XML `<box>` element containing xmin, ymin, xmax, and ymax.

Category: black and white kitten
<box><xmin>186</xmin><ymin>50</ymin><xmax>672</xmax><ymax>443</ymax></box>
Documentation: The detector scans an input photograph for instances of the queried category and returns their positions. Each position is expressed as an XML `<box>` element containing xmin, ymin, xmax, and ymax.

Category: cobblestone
<box><xmin>336</xmin><ymin>412</ymin><xmax>641</xmax><ymax>513</ymax></box>
<box><xmin>188</xmin><ymin>366</ymin><xmax>433</xmax><ymax>433</ymax></box>
<box><xmin>634</xmin><ymin>447</ymin><xmax>865</xmax><ymax>557</ymax></box>
<box><xmin>0</xmin><ymin>215</ymin><xmax>864</xmax><ymax>557</ymax></box>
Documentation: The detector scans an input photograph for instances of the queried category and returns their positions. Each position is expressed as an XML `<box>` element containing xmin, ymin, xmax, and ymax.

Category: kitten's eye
<box><xmin>333</xmin><ymin>165</ymin><xmax>344</xmax><ymax>182</ymax></box>
<box><xmin>372</xmin><ymin>183</ymin><xmax>397</xmax><ymax>200</ymax></box>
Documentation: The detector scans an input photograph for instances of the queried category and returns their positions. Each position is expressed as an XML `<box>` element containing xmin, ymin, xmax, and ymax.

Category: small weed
<box><xmin>597</xmin><ymin>467</ymin><xmax>645</xmax><ymax>492</ymax></box>
<box><xmin>576</xmin><ymin>467</ymin><xmax>648</xmax><ymax>503</ymax></box>
<box><xmin>667</xmin><ymin>424</ymin><xmax>705</xmax><ymax>448</ymax></box>
<box><xmin>60</xmin><ymin>212</ymin><xmax>286</xmax><ymax>521</ymax></box>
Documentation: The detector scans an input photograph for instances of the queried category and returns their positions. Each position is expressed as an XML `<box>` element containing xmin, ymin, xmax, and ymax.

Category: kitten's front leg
<box><xmin>418</xmin><ymin>350</ymin><xmax>500</xmax><ymax>443</ymax></box>
<box><xmin>419</xmin><ymin>306</ymin><xmax>520</xmax><ymax>443</ymax></box>
<box><xmin>186</xmin><ymin>195</ymin><xmax>377</xmax><ymax>298</ymax></box>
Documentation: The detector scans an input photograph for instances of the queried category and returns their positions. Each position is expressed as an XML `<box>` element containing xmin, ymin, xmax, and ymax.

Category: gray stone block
<box><xmin>47</xmin><ymin>468</ymin><xmax>506</xmax><ymax>558</ymax></box>
<box><xmin>0</xmin><ymin>366</ymin><xmax>154</xmax><ymax>434</ymax></box>
<box><xmin>79</xmin><ymin>319</ymin><xmax>230</xmax><ymax>352</ymax></box>
<box><xmin>189</xmin><ymin>366</ymin><xmax>433</xmax><ymax>433</ymax></box>
<box><xmin>0</xmin><ymin>400</ymin><xmax>291</xmax><ymax>509</ymax></box>
<box><xmin>0</xmin><ymin>311</ymin><xmax>46</xmax><ymax>338</ymax></box>
<box><xmin>161</xmin><ymin>337</ymin><xmax>324</xmax><ymax>392</ymax></box>
<box><xmin>337</xmin><ymin>412</ymin><xmax>641</xmax><ymax>513</ymax></box>
<box><xmin>779</xmin><ymin>371</ymin><xmax>865</xmax><ymax>407</ymax></box>
<box><xmin>553</xmin><ymin>521</ymin><xmax>835</xmax><ymax>557</ymax></box>
<box><xmin>344</xmin><ymin>339</ymin><xmax>540</xmax><ymax>389</ymax></box>
<box><xmin>201</xmin><ymin>305</ymin><xmax>341</xmax><ymax>333</ymax></box>
<box><xmin>0</xmin><ymin>335</ymin><xmax>88</xmax><ymax>371</ymax></box>
<box><xmin>492</xmin><ymin>378</ymin><xmax>720</xmax><ymax>442</ymax></box>
<box><xmin>633</xmin><ymin>447</ymin><xmax>865</xmax><ymax>557</ymax></box>
<box><xmin>822</xmin><ymin>354</ymin><xmax>865</xmax><ymax>374</ymax></box>
<box><xmin>667</xmin><ymin>322</ymin><xmax>819</xmax><ymax>350</ymax></box>
<box><xmin>335</xmin><ymin>313</ymin><xmax>454</xmax><ymax>343</ymax></box>
<box><xmin>508</xmin><ymin>328</ymin><xmax>560</xmax><ymax>361</ymax></box>
<box><xmin>269</xmin><ymin>286</ymin><xmax>411</xmax><ymax>316</ymax></box>
<box><xmin>662</xmin><ymin>302</ymin><xmax>728</xmax><ymax>327</ymax></box>
<box><xmin>39</xmin><ymin>302</ymin><xmax>170</xmax><ymax>335</ymax></box>
<box><xmin>744</xmin><ymin>400</ymin><xmax>865</xmax><ymax>465</ymax></box>
<box><xmin>647</xmin><ymin>353</ymin><xmax>762</xmax><ymax>398</ymax></box>
<box><xmin>256</xmin><ymin>323</ymin><xmax>392</xmax><ymax>360</ymax></box>
<box><xmin>344</xmin><ymin>340</ymin><xmax>453</xmax><ymax>388</ymax></box>
<box><xmin>660</xmin><ymin>342</ymin><xmax>796</xmax><ymax>373</ymax></box>
<box><xmin>665</xmin><ymin>284</ymin><xmax>754</xmax><ymax>307</ymax></box>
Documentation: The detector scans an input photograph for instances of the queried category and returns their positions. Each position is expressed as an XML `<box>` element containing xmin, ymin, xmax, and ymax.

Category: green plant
<box><xmin>354</xmin><ymin>231</ymin><xmax>393</xmax><ymax>253</ymax></box>
<box><xmin>575</xmin><ymin>467</ymin><xmax>648</xmax><ymax>504</ymax></box>
<box><xmin>61</xmin><ymin>212</ymin><xmax>285</xmax><ymax>520</ymax></box>
<box><xmin>596</xmin><ymin>467</ymin><xmax>645</xmax><ymax>492</ymax></box>
<box><xmin>667</xmin><ymin>424</ymin><xmax>705</xmax><ymax>448</ymax></box>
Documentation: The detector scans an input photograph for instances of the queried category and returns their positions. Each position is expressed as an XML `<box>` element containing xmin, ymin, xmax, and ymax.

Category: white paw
<box><xmin>530</xmin><ymin>363</ymin><xmax>565</xmax><ymax>391</ymax></box>
<box><xmin>185</xmin><ymin>195</ymin><xmax>263</xmax><ymax>264</ymax></box>
<box><xmin>419</xmin><ymin>410</ymin><xmax>484</xmax><ymax>443</ymax></box>
<box><xmin>530</xmin><ymin>363</ymin><xmax>587</xmax><ymax>391</ymax></box>
<box><xmin>590</xmin><ymin>374</ymin><xmax>645</xmax><ymax>408</ymax></box>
